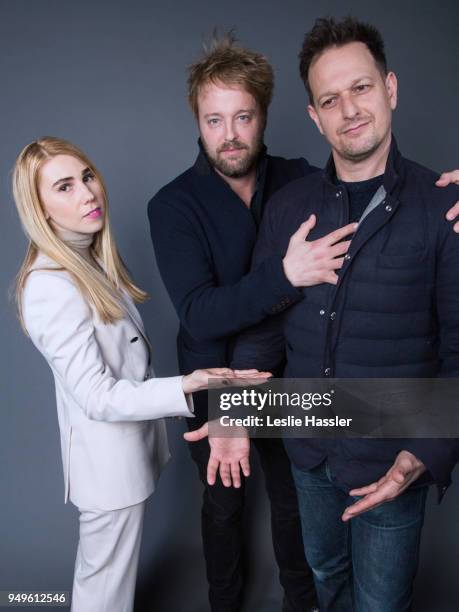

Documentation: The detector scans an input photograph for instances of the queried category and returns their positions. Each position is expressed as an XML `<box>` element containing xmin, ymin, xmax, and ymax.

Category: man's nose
<box><xmin>340</xmin><ymin>93</ymin><xmax>360</xmax><ymax>120</ymax></box>
<box><xmin>223</xmin><ymin>119</ymin><xmax>237</xmax><ymax>142</ymax></box>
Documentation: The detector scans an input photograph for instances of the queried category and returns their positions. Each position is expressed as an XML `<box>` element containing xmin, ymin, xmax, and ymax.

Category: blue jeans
<box><xmin>291</xmin><ymin>461</ymin><xmax>427</xmax><ymax>612</ymax></box>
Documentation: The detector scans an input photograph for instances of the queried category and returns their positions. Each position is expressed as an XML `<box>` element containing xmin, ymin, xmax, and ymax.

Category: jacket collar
<box><xmin>322</xmin><ymin>134</ymin><xmax>404</xmax><ymax>196</ymax></box>
<box><xmin>29</xmin><ymin>250</ymin><xmax>62</xmax><ymax>272</ymax></box>
<box><xmin>29</xmin><ymin>250</ymin><xmax>150</xmax><ymax>346</ymax></box>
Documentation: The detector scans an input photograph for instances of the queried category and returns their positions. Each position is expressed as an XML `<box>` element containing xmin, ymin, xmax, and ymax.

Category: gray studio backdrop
<box><xmin>1</xmin><ymin>1</ymin><xmax>458</xmax><ymax>611</ymax></box>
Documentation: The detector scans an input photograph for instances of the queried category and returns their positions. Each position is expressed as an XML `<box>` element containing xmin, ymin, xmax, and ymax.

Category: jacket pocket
<box><xmin>377</xmin><ymin>250</ymin><xmax>425</xmax><ymax>268</ymax></box>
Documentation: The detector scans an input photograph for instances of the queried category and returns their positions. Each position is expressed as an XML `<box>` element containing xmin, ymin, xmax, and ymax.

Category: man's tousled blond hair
<box><xmin>188</xmin><ymin>31</ymin><xmax>274</xmax><ymax>120</ymax></box>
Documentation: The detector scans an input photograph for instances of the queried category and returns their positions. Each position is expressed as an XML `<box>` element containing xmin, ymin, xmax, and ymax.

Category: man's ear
<box><xmin>308</xmin><ymin>103</ymin><xmax>324</xmax><ymax>135</ymax></box>
<box><xmin>386</xmin><ymin>71</ymin><xmax>398</xmax><ymax>111</ymax></box>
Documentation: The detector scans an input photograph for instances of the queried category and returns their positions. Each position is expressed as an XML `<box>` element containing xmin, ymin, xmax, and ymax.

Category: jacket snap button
<box><xmin>319</xmin><ymin>309</ymin><xmax>325</xmax><ymax>316</ymax></box>
<box><xmin>324</xmin><ymin>368</ymin><xmax>331</xmax><ymax>376</ymax></box>
<box><xmin>385</xmin><ymin>205</ymin><xmax>392</xmax><ymax>212</ymax></box>
<box><xmin>335</xmin><ymin>191</ymin><xmax>341</xmax><ymax>198</ymax></box>
<box><xmin>330</xmin><ymin>312</ymin><xmax>336</xmax><ymax>320</ymax></box>
<box><xmin>344</xmin><ymin>253</ymin><xmax>351</xmax><ymax>261</ymax></box>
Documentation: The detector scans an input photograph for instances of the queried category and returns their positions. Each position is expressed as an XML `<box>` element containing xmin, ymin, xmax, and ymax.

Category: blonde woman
<box><xmin>13</xmin><ymin>137</ymin><xmax>265</xmax><ymax>612</ymax></box>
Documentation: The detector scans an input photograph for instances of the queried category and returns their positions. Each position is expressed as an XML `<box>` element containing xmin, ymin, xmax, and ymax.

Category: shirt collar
<box><xmin>323</xmin><ymin>134</ymin><xmax>403</xmax><ymax>195</ymax></box>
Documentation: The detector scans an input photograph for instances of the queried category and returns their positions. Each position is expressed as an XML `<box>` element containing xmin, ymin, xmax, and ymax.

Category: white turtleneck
<box><xmin>54</xmin><ymin>226</ymin><xmax>97</xmax><ymax>267</ymax></box>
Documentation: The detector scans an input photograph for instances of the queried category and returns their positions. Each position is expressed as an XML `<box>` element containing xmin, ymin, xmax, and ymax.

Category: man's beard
<box><xmin>339</xmin><ymin>136</ymin><xmax>382</xmax><ymax>163</ymax></box>
<box><xmin>203</xmin><ymin>133</ymin><xmax>264</xmax><ymax>178</ymax></box>
<box><xmin>336</xmin><ymin>120</ymin><xmax>384</xmax><ymax>163</ymax></box>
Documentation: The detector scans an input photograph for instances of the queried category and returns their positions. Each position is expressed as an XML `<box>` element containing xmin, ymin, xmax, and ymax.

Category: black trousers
<box><xmin>187</xmin><ymin>424</ymin><xmax>317</xmax><ymax>612</ymax></box>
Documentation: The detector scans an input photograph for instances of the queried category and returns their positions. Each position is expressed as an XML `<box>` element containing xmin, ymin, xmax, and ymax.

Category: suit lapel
<box><xmin>33</xmin><ymin>251</ymin><xmax>153</xmax><ymax>358</ymax></box>
<box><xmin>120</xmin><ymin>290</ymin><xmax>153</xmax><ymax>356</ymax></box>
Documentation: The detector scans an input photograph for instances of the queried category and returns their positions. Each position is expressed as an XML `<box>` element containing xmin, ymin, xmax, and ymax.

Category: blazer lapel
<box><xmin>93</xmin><ymin>254</ymin><xmax>153</xmax><ymax>357</ymax></box>
<box><xmin>120</xmin><ymin>290</ymin><xmax>153</xmax><ymax>358</ymax></box>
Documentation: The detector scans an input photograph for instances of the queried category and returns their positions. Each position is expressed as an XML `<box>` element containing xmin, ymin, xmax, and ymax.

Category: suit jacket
<box><xmin>22</xmin><ymin>252</ymin><xmax>193</xmax><ymax>511</ymax></box>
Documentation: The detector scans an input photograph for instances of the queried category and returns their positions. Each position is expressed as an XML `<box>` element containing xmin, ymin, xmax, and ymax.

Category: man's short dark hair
<box><xmin>299</xmin><ymin>16</ymin><xmax>388</xmax><ymax>103</ymax></box>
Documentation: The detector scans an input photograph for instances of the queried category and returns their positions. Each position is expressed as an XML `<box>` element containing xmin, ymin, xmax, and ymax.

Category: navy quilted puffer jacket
<box><xmin>233</xmin><ymin>137</ymin><xmax>459</xmax><ymax>499</ymax></box>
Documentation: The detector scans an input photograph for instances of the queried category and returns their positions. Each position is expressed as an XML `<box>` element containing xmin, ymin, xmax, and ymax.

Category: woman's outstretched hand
<box><xmin>182</xmin><ymin>367</ymin><xmax>271</xmax><ymax>487</ymax></box>
<box><xmin>181</xmin><ymin>368</ymin><xmax>271</xmax><ymax>394</ymax></box>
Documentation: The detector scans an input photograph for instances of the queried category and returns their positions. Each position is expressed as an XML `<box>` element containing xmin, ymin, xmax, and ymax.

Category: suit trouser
<box><xmin>187</xmin><ymin>420</ymin><xmax>317</xmax><ymax>612</ymax></box>
<box><xmin>71</xmin><ymin>500</ymin><xmax>146</xmax><ymax>612</ymax></box>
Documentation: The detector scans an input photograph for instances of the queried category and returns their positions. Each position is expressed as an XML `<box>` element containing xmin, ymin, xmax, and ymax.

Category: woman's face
<box><xmin>39</xmin><ymin>154</ymin><xmax>105</xmax><ymax>234</ymax></box>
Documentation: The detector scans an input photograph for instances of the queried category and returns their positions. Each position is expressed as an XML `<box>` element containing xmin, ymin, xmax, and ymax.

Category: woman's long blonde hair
<box><xmin>13</xmin><ymin>137</ymin><xmax>148</xmax><ymax>331</ymax></box>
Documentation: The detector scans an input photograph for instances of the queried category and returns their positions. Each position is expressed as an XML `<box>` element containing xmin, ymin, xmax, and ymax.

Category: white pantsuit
<box><xmin>72</xmin><ymin>501</ymin><xmax>145</xmax><ymax>612</ymax></box>
<box><xmin>22</xmin><ymin>253</ymin><xmax>194</xmax><ymax>611</ymax></box>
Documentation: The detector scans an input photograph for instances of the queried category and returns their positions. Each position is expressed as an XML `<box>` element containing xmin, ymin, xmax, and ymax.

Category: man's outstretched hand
<box><xmin>184</xmin><ymin>422</ymin><xmax>250</xmax><ymax>488</ymax></box>
<box><xmin>342</xmin><ymin>450</ymin><xmax>426</xmax><ymax>522</ymax></box>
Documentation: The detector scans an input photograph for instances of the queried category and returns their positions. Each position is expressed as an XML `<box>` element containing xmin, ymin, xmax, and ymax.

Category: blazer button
<box><xmin>344</xmin><ymin>253</ymin><xmax>351</xmax><ymax>261</ymax></box>
<box><xmin>324</xmin><ymin>368</ymin><xmax>331</xmax><ymax>376</ymax></box>
<box><xmin>385</xmin><ymin>204</ymin><xmax>393</xmax><ymax>212</ymax></box>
